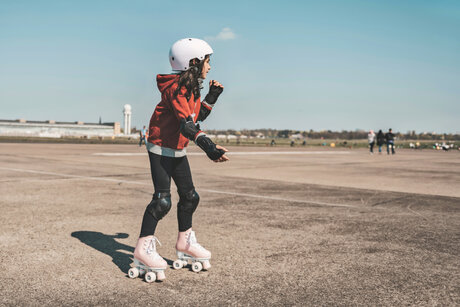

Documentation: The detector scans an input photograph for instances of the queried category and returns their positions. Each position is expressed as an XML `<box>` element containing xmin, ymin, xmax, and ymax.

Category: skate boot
<box><xmin>173</xmin><ymin>229</ymin><xmax>211</xmax><ymax>273</ymax></box>
<box><xmin>128</xmin><ymin>236</ymin><xmax>167</xmax><ymax>282</ymax></box>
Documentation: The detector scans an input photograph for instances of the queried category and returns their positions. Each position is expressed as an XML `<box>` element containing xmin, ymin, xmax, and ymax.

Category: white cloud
<box><xmin>205</xmin><ymin>27</ymin><xmax>236</xmax><ymax>41</ymax></box>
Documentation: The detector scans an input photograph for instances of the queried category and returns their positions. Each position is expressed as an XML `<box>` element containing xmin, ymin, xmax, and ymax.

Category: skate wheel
<box><xmin>173</xmin><ymin>260</ymin><xmax>183</xmax><ymax>270</ymax></box>
<box><xmin>156</xmin><ymin>270</ymin><xmax>166</xmax><ymax>281</ymax></box>
<box><xmin>128</xmin><ymin>267</ymin><xmax>139</xmax><ymax>279</ymax></box>
<box><xmin>202</xmin><ymin>260</ymin><xmax>211</xmax><ymax>270</ymax></box>
<box><xmin>145</xmin><ymin>271</ymin><xmax>156</xmax><ymax>283</ymax></box>
<box><xmin>192</xmin><ymin>261</ymin><xmax>203</xmax><ymax>273</ymax></box>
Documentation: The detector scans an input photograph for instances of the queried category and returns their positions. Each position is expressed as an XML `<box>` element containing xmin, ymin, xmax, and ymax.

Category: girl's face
<box><xmin>201</xmin><ymin>57</ymin><xmax>211</xmax><ymax>79</ymax></box>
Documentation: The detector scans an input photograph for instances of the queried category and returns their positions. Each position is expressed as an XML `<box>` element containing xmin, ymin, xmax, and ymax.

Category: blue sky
<box><xmin>1</xmin><ymin>0</ymin><xmax>459</xmax><ymax>133</ymax></box>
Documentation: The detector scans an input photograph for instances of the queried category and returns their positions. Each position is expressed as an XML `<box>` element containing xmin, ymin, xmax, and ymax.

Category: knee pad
<box><xmin>147</xmin><ymin>192</ymin><xmax>172</xmax><ymax>220</ymax></box>
<box><xmin>178</xmin><ymin>189</ymin><xmax>200</xmax><ymax>214</ymax></box>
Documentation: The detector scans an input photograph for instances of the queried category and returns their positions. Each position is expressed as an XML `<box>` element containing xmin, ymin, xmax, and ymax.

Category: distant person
<box><xmin>270</xmin><ymin>139</ymin><xmax>276</xmax><ymax>146</ymax></box>
<box><xmin>290</xmin><ymin>140</ymin><xmax>295</xmax><ymax>147</ymax></box>
<box><xmin>139</xmin><ymin>125</ymin><xmax>147</xmax><ymax>147</ymax></box>
<box><xmin>302</xmin><ymin>140</ymin><xmax>306</xmax><ymax>146</ymax></box>
<box><xmin>385</xmin><ymin>128</ymin><xmax>395</xmax><ymax>155</ymax></box>
<box><xmin>129</xmin><ymin>38</ymin><xmax>228</xmax><ymax>282</ymax></box>
<box><xmin>368</xmin><ymin>130</ymin><xmax>375</xmax><ymax>154</ymax></box>
<box><xmin>376</xmin><ymin>130</ymin><xmax>385</xmax><ymax>154</ymax></box>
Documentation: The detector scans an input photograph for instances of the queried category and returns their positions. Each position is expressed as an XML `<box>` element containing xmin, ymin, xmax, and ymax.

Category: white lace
<box><xmin>188</xmin><ymin>231</ymin><xmax>206</xmax><ymax>252</ymax></box>
<box><xmin>146</xmin><ymin>236</ymin><xmax>161</xmax><ymax>255</ymax></box>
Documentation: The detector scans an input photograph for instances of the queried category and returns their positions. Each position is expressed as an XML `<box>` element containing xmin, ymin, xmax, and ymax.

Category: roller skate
<box><xmin>173</xmin><ymin>229</ymin><xmax>211</xmax><ymax>273</ymax></box>
<box><xmin>128</xmin><ymin>236</ymin><xmax>167</xmax><ymax>282</ymax></box>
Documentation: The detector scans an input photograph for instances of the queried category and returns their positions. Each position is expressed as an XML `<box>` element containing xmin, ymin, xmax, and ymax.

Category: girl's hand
<box><xmin>213</xmin><ymin>145</ymin><xmax>229</xmax><ymax>163</ymax></box>
<box><xmin>210</xmin><ymin>80</ymin><xmax>224</xmax><ymax>89</ymax></box>
<box><xmin>205</xmin><ymin>80</ymin><xmax>224</xmax><ymax>105</ymax></box>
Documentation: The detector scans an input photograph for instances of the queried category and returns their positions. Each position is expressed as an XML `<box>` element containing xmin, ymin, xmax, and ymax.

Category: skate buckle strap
<box><xmin>146</xmin><ymin>236</ymin><xmax>162</xmax><ymax>255</ymax></box>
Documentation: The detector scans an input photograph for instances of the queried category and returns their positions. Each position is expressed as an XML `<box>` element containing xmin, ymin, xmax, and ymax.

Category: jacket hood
<box><xmin>156</xmin><ymin>74</ymin><xmax>179</xmax><ymax>93</ymax></box>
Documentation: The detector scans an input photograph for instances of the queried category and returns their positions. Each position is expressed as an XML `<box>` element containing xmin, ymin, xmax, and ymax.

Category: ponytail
<box><xmin>173</xmin><ymin>55</ymin><xmax>208</xmax><ymax>101</ymax></box>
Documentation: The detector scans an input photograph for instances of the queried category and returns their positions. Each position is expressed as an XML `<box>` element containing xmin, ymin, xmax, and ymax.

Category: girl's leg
<box><xmin>172</xmin><ymin>156</ymin><xmax>211</xmax><ymax>269</ymax></box>
<box><xmin>132</xmin><ymin>153</ymin><xmax>174</xmax><ymax>279</ymax></box>
<box><xmin>139</xmin><ymin>152</ymin><xmax>173</xmax><ymax>237</ymax></box>
<box><xmin>171</xmin><ymin>156</ymin><xmax>196</xmax><ymax>232</ymax></box>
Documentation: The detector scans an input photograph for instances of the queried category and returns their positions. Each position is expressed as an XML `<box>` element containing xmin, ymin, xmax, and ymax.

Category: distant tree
<box><xmin>277</xmin><ymin>130</ymin><xmax>290</xmax><ymax>138</ymax></box>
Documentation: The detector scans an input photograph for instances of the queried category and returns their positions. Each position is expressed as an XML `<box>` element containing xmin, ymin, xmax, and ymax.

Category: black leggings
<box><xmin>139</xmin><ymin>152</ymin><xmax>195</xmax><ymax>237</ymax></box>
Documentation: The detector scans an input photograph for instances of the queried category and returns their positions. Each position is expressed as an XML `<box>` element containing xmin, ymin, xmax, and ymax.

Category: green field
<box><xmin>1</xmin><ymin>135</ymin><xmax>458</xmax><ymax>150</ymax></box>
<box><xmin>213</xmin><ymin>138</ymin><xmax>459</xmax><ymax>149</ymax></box>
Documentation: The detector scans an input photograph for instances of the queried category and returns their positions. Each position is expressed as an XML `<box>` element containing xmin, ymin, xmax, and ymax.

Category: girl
<box><xmin>128</xmin><ymin>38</ymin><xmax>228</xmax><ymax>282</ymax></box>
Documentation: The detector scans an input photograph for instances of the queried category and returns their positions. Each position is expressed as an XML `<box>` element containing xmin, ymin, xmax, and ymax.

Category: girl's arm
<box><xmin>196</xmin><ymin>80</ymin><xmax>224</xmax><ymax>122</ymax></box>
<box><xmin>180</xmin><ymin>116</ymin><xmax>228</xmax><ymax>161</ymax></box>
<box><xmin>171</xmin><ymin>83</ymin><xmax>228</xmax><ymax>162</ymax></box>
<box><xmin>196</xmin><ymin>102</ymin><xmax>212</xmax><ymax>122</ymax></box>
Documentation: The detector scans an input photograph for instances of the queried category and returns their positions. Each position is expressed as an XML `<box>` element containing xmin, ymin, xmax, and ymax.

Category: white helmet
<box><xmin>169</xmin><ymin>38</ymin><xmax>213</xmax><ymax>71</ymax></box>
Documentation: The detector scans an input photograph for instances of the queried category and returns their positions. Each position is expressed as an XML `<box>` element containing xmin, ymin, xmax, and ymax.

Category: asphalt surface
<box><xmin>0</xmin><ymin>143</ymin><xmax>459</xmax><ymax>306</ymax></box>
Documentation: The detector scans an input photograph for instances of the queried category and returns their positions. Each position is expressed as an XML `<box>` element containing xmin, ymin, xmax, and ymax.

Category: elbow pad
<box><xmin>195</xmin><ymin>135</ymin><xmax>225</xmax><ymax>160</ymax></box>
<box><xmin>180</xmin><ymin>116</ymin><xmax>203</xmax><ymax>141</ymax></box>
<box><xmin>196</xmin><ymin>105</ymin><xmax>211</xmax><ymax>122</ymax></box>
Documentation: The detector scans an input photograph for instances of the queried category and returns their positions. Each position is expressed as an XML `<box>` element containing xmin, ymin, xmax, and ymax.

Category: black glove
<box><xmin>195</xmin><ymin>135</ymin><xmax>225</xmax><ymax>160</ymax></box>
<box><xmin>204</xmin><ymin>81</ymin><xmax>224</xmax><ymax>105</ymax></box>
<box><xmin>180</xmin><ymin>116</ymin><xmax>200</xmax><ymax>140</ymax></box>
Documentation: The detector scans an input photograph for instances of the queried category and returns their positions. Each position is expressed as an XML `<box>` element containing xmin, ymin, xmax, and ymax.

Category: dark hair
<box><xmin>173</xmin><ymin>55</ymin><xmax>209</xmax><ymax>101</ymax></box>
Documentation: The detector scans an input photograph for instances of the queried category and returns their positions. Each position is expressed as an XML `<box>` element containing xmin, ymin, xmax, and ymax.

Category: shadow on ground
<box><xmin>71</xmin><ymin>231</ymin><xmax>174</xmax><ymax>274</ymax></box>
<box><xmin>71</xmin><ymin>231</ymin><xmax>135</xmax><ymax>273</ymax></box>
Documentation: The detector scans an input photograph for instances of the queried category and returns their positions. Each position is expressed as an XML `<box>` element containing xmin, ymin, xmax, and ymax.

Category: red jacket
<box><xmin>147</xmin><ymin>74</ymin><xmax>211</xmax><ymax>150</ymax></box>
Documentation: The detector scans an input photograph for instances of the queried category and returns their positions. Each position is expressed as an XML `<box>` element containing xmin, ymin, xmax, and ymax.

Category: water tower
<box><xmin>123</xmin><ymin>104</ymin><xmax>132</xmax><ymax>135</ymax></box>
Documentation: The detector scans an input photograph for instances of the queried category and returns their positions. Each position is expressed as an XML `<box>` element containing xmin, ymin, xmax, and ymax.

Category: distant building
<box><xmin>0</xmin><ymin>119</ymin><xmax>120</xmax><ymax>138</ymax></box>
<box><xmin>290</xmin><ymin>133</ymin><xmax>303</xmax><ymax>140</ymax></box>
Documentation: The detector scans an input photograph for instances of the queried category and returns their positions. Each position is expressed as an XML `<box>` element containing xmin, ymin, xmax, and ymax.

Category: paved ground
<box><xmin>0</xmin><ymin>143</ymin><xmax>459</xmax><ymax>306</ymax></box>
